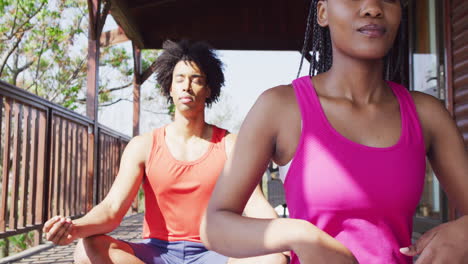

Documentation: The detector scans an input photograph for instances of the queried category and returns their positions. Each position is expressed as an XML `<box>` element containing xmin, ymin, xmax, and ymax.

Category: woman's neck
<box><xmin>319</xmin><ymin>52</ymin><xmax>388</xmax><ymax>104</ymax></box>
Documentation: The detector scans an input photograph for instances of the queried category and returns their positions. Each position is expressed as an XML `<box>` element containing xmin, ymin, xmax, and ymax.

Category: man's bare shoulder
<box><xmin>124</xmin><ymin>131</ymin><xmax>154</xmax><ymax>163</ymax></box>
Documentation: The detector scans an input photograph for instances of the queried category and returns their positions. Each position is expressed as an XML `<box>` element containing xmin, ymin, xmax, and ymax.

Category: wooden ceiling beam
<box><xmin>109</xmin><ymin>0</ymin><xmax>145</xmax><ymax>48</ymax></box>
<box><xmin>100</xmin><ymin>27</ymin><xmax>129</xmax><ymax>47</ymax></box>
<box><xmin>145</xmin><ymin>38</ymin><xmax>304</xmax><ymax>51</ymax></box>
<box><xmin>128</xmin><ymin>0</ymin><xmax>179</xmax><ymax>9</ymax></box>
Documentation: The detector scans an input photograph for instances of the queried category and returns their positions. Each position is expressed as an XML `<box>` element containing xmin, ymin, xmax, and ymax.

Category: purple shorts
<box><xmin>125</xmin><ymin>238</ymin><xmax>229</xmax><ymax>264</ymax></box>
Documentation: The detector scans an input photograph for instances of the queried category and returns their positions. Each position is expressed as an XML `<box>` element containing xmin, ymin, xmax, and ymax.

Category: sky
<box><xmin>98</xmin><ymin>18</ymin><xmax>310</xmax><ymax>136</ymax></box>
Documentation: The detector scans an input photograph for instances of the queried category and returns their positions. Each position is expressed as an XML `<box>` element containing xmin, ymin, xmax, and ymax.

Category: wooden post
<box><xmin>132</xmin><ymin>45</ymin><xmax>143</xmax><ymax>213</ymax></box>
<box><xmin>87</xmin><ymin>0</ymin><xmax>101</xmax><ymax>207</ymax></box>
<box><xmin>133</xmin><ymin>44</ymin><xmax>142</xmax><ymax>137</ymax></box>
<box><xmin>443</xmin><ymin>0</ymin><xmax>457</xmax><ymax>221</ymax></box>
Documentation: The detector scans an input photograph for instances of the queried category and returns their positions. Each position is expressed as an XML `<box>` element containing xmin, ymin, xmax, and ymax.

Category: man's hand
<box><xmin>43</xmin><ymin>216</ymin><xmax>77</xmax><ymax>245</ymax></box>
<box><xmin>400</xmin><ymin>216</ymin><xmax>468</xmax><ymax>263</ymax></box>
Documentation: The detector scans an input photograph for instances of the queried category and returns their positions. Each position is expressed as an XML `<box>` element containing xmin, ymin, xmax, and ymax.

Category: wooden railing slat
<box><xmin>0</xmin><ymin>98</ymin><xmax>12</xmax><ymax>233</ymax></box>
<box><xmin>27</xmin><ymin>109</ymin><xmax>38</xmax><ymax>226</ymax></box>
<box><xmin>9</xmin><ymin>103</ymin><xmax>23</xmax><ymax>231</ymax></box>
<box><xmin>18</xmin><ymin>105</ymin><xmax>31</xmax><ymax>228</ymax></box>
<box><xmin>36</xmin><ymin>110</ymin><xmax>47</xmax><ymax>224</ymax></box>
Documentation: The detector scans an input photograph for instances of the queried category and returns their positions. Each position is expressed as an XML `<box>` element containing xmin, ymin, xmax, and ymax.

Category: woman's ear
<box><xmin>317</xmin><ymin>1</ymin><xmax>329</xmax><ymax>27</ymax></box>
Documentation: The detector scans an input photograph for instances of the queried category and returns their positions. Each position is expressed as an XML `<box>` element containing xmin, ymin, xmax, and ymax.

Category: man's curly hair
<box><xmin>154</xmin><ymin>40</ymin><xmax>225</xmax><ymax>107</ymax></box>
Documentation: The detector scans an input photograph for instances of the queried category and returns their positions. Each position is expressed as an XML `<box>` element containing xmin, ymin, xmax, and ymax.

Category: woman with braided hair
<box><xmin>201</xmin><ymin>0</ymin><xmax>468</xmax><ymax>263</ymax></box>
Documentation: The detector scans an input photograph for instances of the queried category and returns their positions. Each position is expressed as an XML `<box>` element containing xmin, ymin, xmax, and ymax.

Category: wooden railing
<box><xmin>0</xmin><ymin>80</ymin><xmax>131</xmax><ymax>255</ymax></box>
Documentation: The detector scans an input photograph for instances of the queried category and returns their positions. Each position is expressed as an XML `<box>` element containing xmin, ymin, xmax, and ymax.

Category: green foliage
<box><xmin>168</xmin><ymin>103</ymin><xmax>175</xmax><ymax>116</ymax></box>
<box><xmin>138</xmin><ymin>187</ymin><xmax>145</xmax><ymax>213</ymax></box>
<box><xmin>0</xmin><ymin>0</ymin><xmax>157</xmax><ymax>111</ymax></box>
<box><xmin>0</xmin><ymin>231</ymin><xmax>35</xmax><ymax>257</ymax></box>
<box><xmin>11</xmin><ymin>231</ymin><xmax>35</xmax><ymax>252</ymax></box>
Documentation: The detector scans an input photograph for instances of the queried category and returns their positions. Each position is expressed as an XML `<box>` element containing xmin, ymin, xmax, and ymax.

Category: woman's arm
<box><xmin>201</xmin><ymin>88</ymin><xmax>356</xmax><ymax>263</ymax></box>
<box><xmin>401</xmin><ymin>92</ymin><xmax>468</xmax><ymax>263</ymax></box>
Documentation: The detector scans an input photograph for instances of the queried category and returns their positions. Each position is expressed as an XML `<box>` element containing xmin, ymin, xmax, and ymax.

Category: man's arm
<box><xmin>43</xmin><ymin>133</ymin><xmax>151</xmax><ymax>245</ymax></box>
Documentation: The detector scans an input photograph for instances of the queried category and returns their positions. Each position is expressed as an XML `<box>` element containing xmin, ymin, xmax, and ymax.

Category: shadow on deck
<box><xmin>0</xmin><ymin>213</ymin><xmax>144</xmax><ymax>264</ymax></box>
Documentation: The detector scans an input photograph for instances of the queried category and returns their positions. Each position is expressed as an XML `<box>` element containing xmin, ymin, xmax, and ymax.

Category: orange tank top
<box><xmin>142</xmin><ymin>125</ymin><xmax>227</xmax><ymax>242</ymax></box>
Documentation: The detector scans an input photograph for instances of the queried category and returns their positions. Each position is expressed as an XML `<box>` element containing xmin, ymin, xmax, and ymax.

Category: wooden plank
<box><xmin>102</xmin><ymin>135</ymin><xmax>106</xmax><ymax>200</ymax></box>
<box><xmin>0</xmin><ymin>98</ymin><xmax>12</xmax><ymax>232</ymax></box>
<box><xmin>48</xmin><ymin>116</ymin><xmax>56</xmax><ymax>219</ymax></box>
<box><xmin>53</xmin><ymin>117</ymin><xmax>62</xmax><ymax>216</ymax></box>
<box><xmin>109</xmin><ymin>0</ymin><xmax>145</xmax><ymax>48</ymax></box>
<box><xmin>448</xmin><ymin>0</ymin><xmax>468</xmax><ymax>218</ymax></box>
<box><xmin>445</xmin><ymin>0</ymin><xmax>454</xmax><ymax>116</ymax></box>
<box><xmin>100</xmin><ymin>27</ymin><xmax>129</xmax><ymax>47</ymax></box>
<box><xmin>27</xmin><ymin>109</ymin><xmax>38</xmax><ymax>225</ymax></box>
<box><xmin>105</xmin><ymin>136</ymin><xmax>109</xmax><ymax>199</ymax></box>
<box><xmin>86</xmin><ymin>37</ymin><xmax>100</xmax><ymax>121</ymax></box>
<box><xmin>87</xmin><ymin>0</ymin><xmax>100</xmax><ymax>40</ymax></box>
<box><xmin>106</xmin><ymin>136</ymin><xmax>110</xmax><ymax>197</ymax></box>
<box><xmin>9</xmin><ymin>103</ymin><xmax>23</xmax><ymax>230</ymax></box>
<box><xmin>133</xmin><ymin>45</ymin><xmax>141</xmax><ymax>137</ymax></box>
<box><xmin>69</xmin><ymin>123</ymin><xmax>73</xmax><ymax>215</ymax></box>
<box><xmin>107</xmin><ymin>137</ymin><xmax>112</xmax><ymax>196</ymax></box>
<box><xmin>112</xmin><ymin>138</ymin><xmax>115</xmax><ymax>186</ymax></box>
<box><xmin>100</xmin><ymin>135</ymin><xmax>105</xmax><ymax>201</ymax></box>
<box><xmin>62</xmin><ymin>120</ymin><xmax>69</xmax><ymax>216</ymax></box>
<box><xmin>76</xmin><ymin>126</ymin><xmax>83</xmax><ymax>215</ymax></box>
<box><xmin>82</xmin><ymin>127</ymin><xmax>88</xmax><ymax>213</ymax></box>
<box><xmin>71</xmin><ymin>123</ymin><xmax>78</xmax><ymax>216</ymax></box>
<box><xmin>98</xmin><ymin>0</ymin><xmax>111</xmax><ymax>36</ymax></box>
<box><xmin>18</xmin><ymin>106</ymin><xmax>30</xmax><ymax>228</ymax></box>
<box><xmin>86</xmin><ymin>128</ymin><xmax>94</xmax><ymax>211</ymax></box>
<box><xmin>36</xmin><ymin>110</ymin><xmax>46</xmax><ymax>224</ymax></box>
<box><xmin>103</xmin><ymin>135</ymin><xmax>107</xmax><ymax>201</ymax></box>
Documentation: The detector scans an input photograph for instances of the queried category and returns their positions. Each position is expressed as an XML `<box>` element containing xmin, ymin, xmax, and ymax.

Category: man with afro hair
<box><xmin>43</xmin><ymin>39</ymin><xmax>287</xmax><ymax>264</ymax></box>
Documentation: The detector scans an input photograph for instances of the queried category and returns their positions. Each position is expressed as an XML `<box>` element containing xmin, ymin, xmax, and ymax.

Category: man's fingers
<box><xmin>46</xmin><ymin>217</ymin><xmax>68</xmax><ymax>243</ymax></box>
<box><xmin>56</xmin><ymin>221</ymin><xmax>73</xmax><ymax>245</ymax></box>
<box><xmin>43</xmin><ymin>216</ymin><xmax>61</xmax><ymax>233</ymax></box>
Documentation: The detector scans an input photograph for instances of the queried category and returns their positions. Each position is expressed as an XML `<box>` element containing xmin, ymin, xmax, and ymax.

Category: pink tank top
<box><xmin>285</xmin><ymin>76</ymin><xmax>426</xmax><ymax>264</ymax></box>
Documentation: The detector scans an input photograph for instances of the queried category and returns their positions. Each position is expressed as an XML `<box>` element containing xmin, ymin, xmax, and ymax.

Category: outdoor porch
<box><xmin>0</xmin><ymin>213</ymin><xmax>144</xmax><ymax>264</ymax></box>
<box><xmin>0</xmin><ymin>0</ymin><xmax>467</xmax><ymax>262</ymax></box>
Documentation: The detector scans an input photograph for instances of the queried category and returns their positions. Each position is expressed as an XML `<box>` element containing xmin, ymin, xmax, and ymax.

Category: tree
<box><xmin>0</xmin><ymin>0</ymin><xmax>156</xmax><ymax>111</ymax></box>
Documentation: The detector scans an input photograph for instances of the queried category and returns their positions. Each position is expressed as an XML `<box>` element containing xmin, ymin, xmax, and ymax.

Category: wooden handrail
<box><xmin>0</xmin><ymin>81</ymin><xmax>131</xmax><ymax>256</ymax></box>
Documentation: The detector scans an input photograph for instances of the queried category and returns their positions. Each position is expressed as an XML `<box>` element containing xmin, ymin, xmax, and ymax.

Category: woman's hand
<box><xmin>292</xmin><ymin>221</ymin><xmax>358</xmax><ymax>264</ymax></box>
<box><xmin>43</xmin><ymin>216</ymin><xmax>77</xmax><ymax>245</ymax></box>
<box><xmin>400</xmin><ymin>215</ymin><xmax>468</xmax><ymax>263</ymax></box>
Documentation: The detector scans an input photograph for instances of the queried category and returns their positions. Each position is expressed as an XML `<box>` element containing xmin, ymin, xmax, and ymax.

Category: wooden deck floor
<box><xmin>0</xmin><ymin>213</ymin><xmax>144</xmax><ymax>264</ymax></box>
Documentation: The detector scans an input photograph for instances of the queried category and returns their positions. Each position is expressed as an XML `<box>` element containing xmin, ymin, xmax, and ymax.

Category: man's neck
<box><xmin>169</xmin><ymin>110</ymin><xmax>209</xmax><ymax>141</ymax></box>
